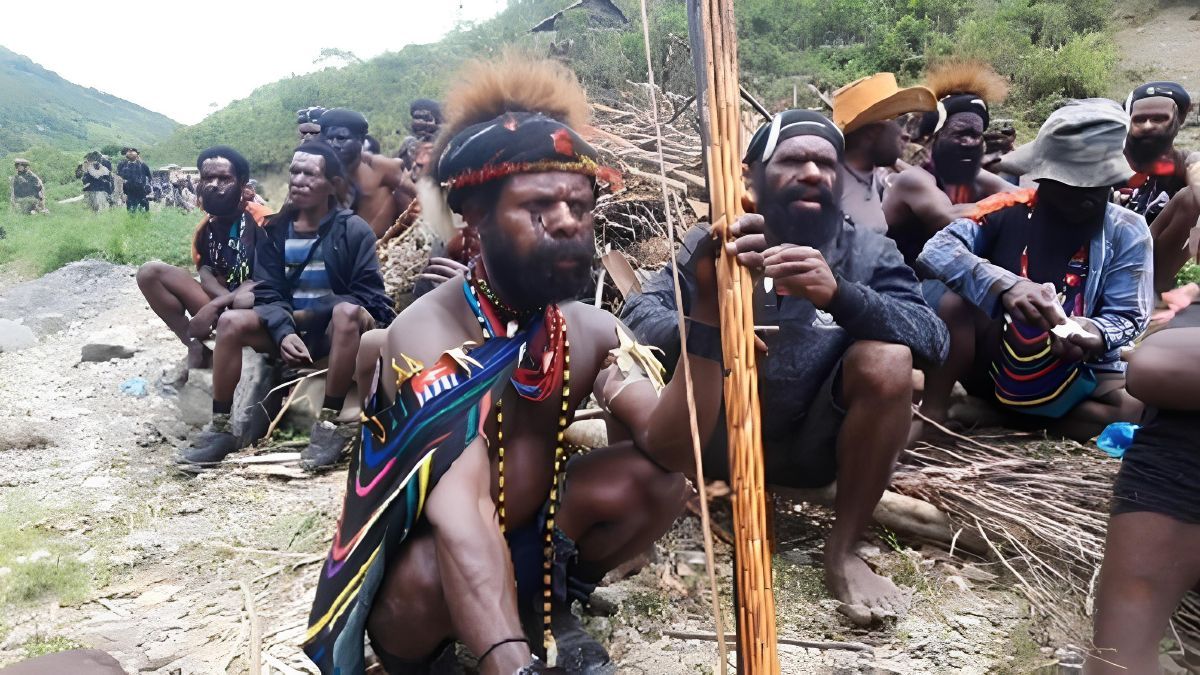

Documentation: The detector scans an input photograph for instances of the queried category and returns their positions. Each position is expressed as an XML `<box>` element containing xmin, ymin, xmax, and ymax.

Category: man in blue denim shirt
<box><xmin>916</xmin><ymin>99</ymin><xmax>1152</xmax><ymax>441</ymax></box>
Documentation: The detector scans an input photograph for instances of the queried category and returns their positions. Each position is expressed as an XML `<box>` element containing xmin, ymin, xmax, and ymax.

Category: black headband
<box><xmin>935</xmin><ymin>94</ymin><xmax>989</xmax><ymax>132</ymax></box>
<box><xmin>436</xmin><ymin>111</ymin><xmax>620</xmax><ymax>213</ymax></box>
<box><xmin>744</xmin><ymin>109</ymin><xmax>844</xmax><ymax>165</ymax></box>
<box><xmin>1126</xmin><ymin>81</ymin><xmax>1191</xmax><ymax>116</ymax></box>
<box><xmin>318</xmin><ymin>108</ymin><xmax>369</xmax><ymax>137</ymax></box>
<box><xmin>197</xmin><ymin>145</ymin><xmax>251</xmax><ymax>185</ymax></box>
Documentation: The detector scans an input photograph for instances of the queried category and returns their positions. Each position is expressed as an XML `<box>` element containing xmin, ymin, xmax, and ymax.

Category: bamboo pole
<box><xmin>636</xmin><ymin>1</ymin><xmax>728</xmax><ymax>673</ymax></box>
<box><xmin>691</xmin><ymin>0</ymin><xmax>779</xmax><ymax>672</ymax></box>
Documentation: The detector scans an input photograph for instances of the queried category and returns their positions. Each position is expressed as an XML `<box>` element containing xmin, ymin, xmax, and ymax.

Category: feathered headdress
<box><xmin>418</xmin><ymin>51</ymin><xmax>619</xmax><ymax>241</ymax></box>
<box><xmin>920</xmin><ymin>58</ymin><xmax>1010</xmax><ymax>135</ymax></box>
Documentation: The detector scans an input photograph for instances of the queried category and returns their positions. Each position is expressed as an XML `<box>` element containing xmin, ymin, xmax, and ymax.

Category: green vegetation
<box><xmin>0</xmin><ymin>204</ymin><xmax>196</xmax><ymax>275</ymax></box>
<box><xmin>0</xmin><ymin>494</ymin><xmax>90</xmax><ymax>609</ymax></box>
<box><xmin>142</xmin><ymin>0</ymin><xmax>1130</xmax><ymax>179</ymax></box>
<box><xmin>0</xmin><ymin>46</ymin><xmax>178</xmax><ymax>154</ymax></box>
<box><xmin>21</xmin><ymin>635</ymin><xmax>83</xmax><ymax>660</ymax></box>
<box><xmin>1</xmin><ymin>0</ymin><xmax>1141</xmax><ymax>210</ymax></box>
<box><xmin>1178</xmin><ymin>261</ymin><xmax>1200</xmax><ymax>287</ymax></box>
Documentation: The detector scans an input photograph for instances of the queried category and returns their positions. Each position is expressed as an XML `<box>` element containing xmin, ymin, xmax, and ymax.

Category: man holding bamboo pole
<box><xmin>623</xmin><ymin>109</ymin><xmax>949</xmax><ymax>626</ymax></box>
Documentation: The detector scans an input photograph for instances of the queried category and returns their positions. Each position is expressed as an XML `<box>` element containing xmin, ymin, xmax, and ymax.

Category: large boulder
<box><xmin>176</xmin><ymin>348</ymin><xmax>281</xmax><ymax>446</ymax></box>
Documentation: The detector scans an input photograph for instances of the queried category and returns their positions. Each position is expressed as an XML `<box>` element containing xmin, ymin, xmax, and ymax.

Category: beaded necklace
<box><xmin>463</xmin><ymin>276</ymin><xmax>572</xmax><ymax>661</ymax></box>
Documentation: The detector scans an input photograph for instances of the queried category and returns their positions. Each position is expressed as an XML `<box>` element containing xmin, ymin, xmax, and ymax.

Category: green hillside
<box><xmin>150</xmin><ymin>0</ymin><xmax>1127</xmax><ymax>175</ymax></box>
<box><xmin>0</xmin><ymin>46</ymin><xmax>179</xmax><ymax>153</ymax></box>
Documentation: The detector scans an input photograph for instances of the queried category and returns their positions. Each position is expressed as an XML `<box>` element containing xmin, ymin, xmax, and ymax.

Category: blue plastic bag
<box><xmin>1096</xmin><ymin>422</ymin><xmax>1140</xmax><ymax>459</ymax></box>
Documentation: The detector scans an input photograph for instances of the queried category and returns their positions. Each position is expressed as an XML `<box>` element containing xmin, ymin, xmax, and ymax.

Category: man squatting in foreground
<box><xmin>302</xmin><ymin>55</ymin><xmax>730</xmax><ymax>675</ymax></box>
<box><xmin>181</xmin><ymin>141</ymin><xmax>394</xmax><ymax>469</ymax></box>
<box><xmin>137</xmin><ymin>146</ymin><xmax>270</xmax><ymax>369</ymax></box>
<box><xmin>623</xmin><ymin>109</ymin><xmax>949</xmax><ymax>625</ymax></box>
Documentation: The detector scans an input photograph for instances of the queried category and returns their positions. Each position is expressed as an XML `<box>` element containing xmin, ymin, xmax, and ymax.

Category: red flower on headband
<box><xmin>552</xmin><ymin>128</ymin><xmax>575</xmax><ymax>157</ymax></box>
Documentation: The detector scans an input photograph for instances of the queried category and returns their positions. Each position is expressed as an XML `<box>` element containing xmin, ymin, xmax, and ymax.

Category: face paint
<box><xmin>198</xmin><ymin>157</ymin><xmax>242</xmax><ymax>218</ymax></box>
<box><xmin>932</xmin><ymin>112</ymin><xmax>985</xmax><ymax>185</ymax></box>
<box><xmin>321</xmin><ymin>126</ymin><xmax>364</xmax><ymax>169</ymax></box>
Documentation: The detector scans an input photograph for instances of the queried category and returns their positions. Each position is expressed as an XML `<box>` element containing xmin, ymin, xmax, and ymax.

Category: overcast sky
<box><xmin>0</xmin><ymin>0</ymin><xmax>506</xmax><ymax>125</ymax></box>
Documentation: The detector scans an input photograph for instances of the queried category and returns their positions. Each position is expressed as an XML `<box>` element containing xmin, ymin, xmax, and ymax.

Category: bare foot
<box><xmin>826</xmin><ymin>551</ymin><xmax>910</xmax><ymax>626</ymax></box>
<box><xmin>186</xmin><ymin>341</ymin><xmax>212</xmax><ymax>370</ymax></box>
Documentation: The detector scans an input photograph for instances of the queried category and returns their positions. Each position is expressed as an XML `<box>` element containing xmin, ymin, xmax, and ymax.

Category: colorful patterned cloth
<box><xmin>304</xmin><ymin>280</ymin><xmax>558</xmax><ymax>674</ymax></box>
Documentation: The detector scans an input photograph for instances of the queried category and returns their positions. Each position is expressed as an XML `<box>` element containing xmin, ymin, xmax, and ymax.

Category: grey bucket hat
<box><xmin>1004</xmin><ymin>98</ymin><xmax>1133</xmax><ymax>188</ymax></box>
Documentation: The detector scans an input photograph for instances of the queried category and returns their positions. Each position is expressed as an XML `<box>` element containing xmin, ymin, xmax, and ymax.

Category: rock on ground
<box><xmin>0</xmin><ymin>318</ymin><xmax>35</xmax><ymax>353</ymax></box>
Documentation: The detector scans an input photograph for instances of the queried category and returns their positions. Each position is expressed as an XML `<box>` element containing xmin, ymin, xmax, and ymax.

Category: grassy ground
<box><xmin>0</xmin><ymin>203</ymin><xmax>197</xmax><ymax>276</ymax></box>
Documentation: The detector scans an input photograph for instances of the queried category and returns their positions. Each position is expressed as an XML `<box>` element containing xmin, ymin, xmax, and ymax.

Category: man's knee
<box><xmin>216</xmin><ymin>309</ymin><xmax>260</xmax><ymax>337</ymax></box>
<box><xmin>136</xmin><ymin>261</ymin><xmax>166</xmax><ymax>288</ymax></box>
<box><xmin>844</xmin><ymin>341</ymin><xmax>913</xmax><ymax>401</ymax></box>
<box><xmin>331</xmin><ymin>302</ymin><xmax>366</xmax><ymax>333</ymax></box>
<box><xmin>369</xmin><ymin>535</ymin><xmax>444</xmax><ymax>636</ymax></box>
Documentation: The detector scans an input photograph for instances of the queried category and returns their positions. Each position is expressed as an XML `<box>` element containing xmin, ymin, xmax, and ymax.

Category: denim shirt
<box><xmin>916</xmin><ymin>202</ymin><xmax>1153</xmax><ymax>371</ymax></box>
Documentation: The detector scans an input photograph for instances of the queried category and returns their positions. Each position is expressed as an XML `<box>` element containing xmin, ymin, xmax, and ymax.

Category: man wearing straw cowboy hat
<box><xmin>831</xmin><ymin>73</ymin><xmax>936</xmax><ymax>234</ymax></box>
<box><xmin>916</xmin><ymin>99</ymin><xmax>1151</xmax><ymax>441</ymax></box>
<box><xmin>624</xmin><ymin>108</ymin><xmax>949</xmax><ymax>626</ymax></box>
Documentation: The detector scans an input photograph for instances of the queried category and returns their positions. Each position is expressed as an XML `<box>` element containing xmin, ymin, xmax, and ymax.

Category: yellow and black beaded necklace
<box><xmin>463</xmin><ymin>273</ymin><xmax>573</xmax><ymax>662</ymax></box>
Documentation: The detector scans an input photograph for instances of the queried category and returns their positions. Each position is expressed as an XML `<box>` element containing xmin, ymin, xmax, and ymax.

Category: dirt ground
<box><xmin>0</xmin><ymin>262</ymin><xmax>1054</xmax><ymax>674</ymax></box>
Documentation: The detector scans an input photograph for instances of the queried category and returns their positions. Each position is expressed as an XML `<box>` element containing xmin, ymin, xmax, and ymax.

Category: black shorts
<box><xmin>703</xmin><ymin>362</ymin><xmax>847</xmax><ymax>489</ymax></box>
<box><xmin>300</xmin><ymin>331</ymin><xmax>332</xmax><ymax>362</ymax></box>
<box><xmin>1112</xmin><ymin>409</ymin><xmax>1200</xmax><ymax>525</ymax></box>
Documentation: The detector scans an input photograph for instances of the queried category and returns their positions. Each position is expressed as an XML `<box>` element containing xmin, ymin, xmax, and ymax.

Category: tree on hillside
<box><xmin>314</xmin><ymin>48</ymin><xmax>363</xmax><ymax>67</ymax></box>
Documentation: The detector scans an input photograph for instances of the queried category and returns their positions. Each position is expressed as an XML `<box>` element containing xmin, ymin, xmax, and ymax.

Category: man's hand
<box><xmin>280</xmin><ymin>334</ymin><xmax>313</xmax><ymax>366</ymax></box>
<box><xmin>230</xmin><ymin>282</ymin><xmax>257</xmax><ymax>310</ymax></box>
<box><xmin>417</xmin><ymin>257</ymin><xmax>470</xmax><ymax>287</ymax></box>
<box><xmin>726</xmin><ymin>213</ymin><xmax>769</xmax><ymax>270</ymax></box>
<box><xmin>1001</xmin><ymin>280</ymin><xmax>1064</xmax><ymax>331</ymax></box>
<box><xmin>762</xmin><ymin>245</ymin><xmax>838</xmax><ymax>309</ymax></box>
<box><xmin>188</xmin><ymin>302</ymin><xmax>222</xmax><ymax>340</ymax></box>
<box><xmin>1049</xmin><ymin>316</ymin><xmax>1105</xmax><ymax>363</ymax></box>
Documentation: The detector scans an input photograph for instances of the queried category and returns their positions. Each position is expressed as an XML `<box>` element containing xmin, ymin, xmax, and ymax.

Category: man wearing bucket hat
<box><xmin>915</xmin><ymin>99</ymin><xmax>1151</xmax><ymax>441</ymax></box>
<box><xmin>831</xmin><ymin>73</ymin><xmax>936</xmax><ymax>234</ymax></box>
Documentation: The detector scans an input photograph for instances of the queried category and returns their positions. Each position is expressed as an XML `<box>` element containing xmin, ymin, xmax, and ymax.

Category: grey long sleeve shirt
<box><xmin>621</xmin><ymin>221</ymin><xmax>949</xmax><ymax>439</ymax></box>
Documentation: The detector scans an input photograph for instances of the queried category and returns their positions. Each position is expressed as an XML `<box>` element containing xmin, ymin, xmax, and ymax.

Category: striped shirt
<box><xmin>284</xmin><ymin>227</ymin><xmax>332</xmax><ymax>314</ymax></box>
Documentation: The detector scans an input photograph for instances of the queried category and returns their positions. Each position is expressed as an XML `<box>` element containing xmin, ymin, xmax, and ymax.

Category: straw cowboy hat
<box><xmin>832</xmin><ymin>73</ymin><xmax>937</xmax><ymax>134</ymax></box>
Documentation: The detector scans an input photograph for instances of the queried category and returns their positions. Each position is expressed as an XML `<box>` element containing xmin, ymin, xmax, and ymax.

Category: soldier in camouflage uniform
<box><xmin>10</xmin><ymin>159</ymin><xmax>47</xmax><ymax>214</ymax></box>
